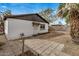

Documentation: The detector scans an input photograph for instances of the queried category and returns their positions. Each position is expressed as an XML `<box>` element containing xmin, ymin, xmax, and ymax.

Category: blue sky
<box><xmin>0</xmin><ymin>3</ymin><xmax>59</xmax><ymax>14</ymax></box>
<box><xmin>0</xmin><ymin>3</ymin><xmax>66</xmax><ymax>24</ymax></box>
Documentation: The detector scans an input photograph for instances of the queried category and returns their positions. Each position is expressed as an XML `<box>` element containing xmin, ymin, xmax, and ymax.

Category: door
<box><xmin>33</xmin><ymin>25</ymin><xmax>39</xmax><ymax>35</ymax></box>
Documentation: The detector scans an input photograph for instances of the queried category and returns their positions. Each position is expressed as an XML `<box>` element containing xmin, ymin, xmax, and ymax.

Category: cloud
<box><xmin>0</xmin><ymin>6</ymin><xmax>8</xmax><ymax>12</ymax></box>
<box><xmin>1</xmin><ymin>6</ymin><xmax>7</xmax><ymax>8</ymax></box>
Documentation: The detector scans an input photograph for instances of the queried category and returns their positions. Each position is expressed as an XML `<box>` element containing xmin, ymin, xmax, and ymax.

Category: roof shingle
<box><xmin>5</xmin><ymin>14</ymin><xmax>49</xmax><ymax>23</ymax></box>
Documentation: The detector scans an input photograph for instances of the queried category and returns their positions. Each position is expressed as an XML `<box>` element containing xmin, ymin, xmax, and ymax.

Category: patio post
<box><xmin>20</xmin><ymin>33</ymin><xmax>25</xmax><ymax>56</ymax></box>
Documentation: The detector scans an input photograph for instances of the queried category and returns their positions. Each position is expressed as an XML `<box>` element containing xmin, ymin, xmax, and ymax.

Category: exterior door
<box><xmin>33</xmin><ymin>25</ymin><xmax>39</xmax><ymax>35</ymax></box>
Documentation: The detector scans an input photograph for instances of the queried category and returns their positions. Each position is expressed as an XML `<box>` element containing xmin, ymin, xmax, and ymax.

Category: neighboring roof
<box><xmin>4</xmin><ymin>13</ymin><xmax>49</xmax><ymax>23</ymax></box>
<box><xmin>52</xmin><ymin>25</ymin><xmax>65</xmax><ymax>26</ymax></box>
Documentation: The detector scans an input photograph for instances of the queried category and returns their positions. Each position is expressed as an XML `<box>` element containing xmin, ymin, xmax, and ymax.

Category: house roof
<box><xmin>4</xmin><ymin>13</ymin><xmax>49</xmax><ymax>23</ymax></box>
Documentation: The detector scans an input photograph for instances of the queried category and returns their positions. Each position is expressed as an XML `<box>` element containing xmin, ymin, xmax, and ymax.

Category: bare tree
<box><xmin>39</xmin><ymin>8</ymin><xmax>57</xmax><ymax>23</ymax></box>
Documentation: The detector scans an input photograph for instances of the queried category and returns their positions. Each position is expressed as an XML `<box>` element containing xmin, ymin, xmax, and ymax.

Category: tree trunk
<box><xmin>69</xmin><ymin>9</ymin><xmax>79</xmax><ymax>43</ymax></box>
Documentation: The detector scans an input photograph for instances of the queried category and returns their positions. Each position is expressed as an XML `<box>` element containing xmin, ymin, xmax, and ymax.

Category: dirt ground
<box><xmin>0</xmin><ymin>30</ymin><xmax>79</xmax><ymax>56</ymax></box>
<box><xmin>27</xmin><ymin>31</ymin><xmax>79</xmax><ymax>56</ymax></box>
<box><xmin>27</xmin><ymin>31</ymin><xmax>65</xmax><ymax>39</ymax></box>
<box><xmin>0</xmin><ymin>35</ymin><xmax>29</xmax><ymax>56</ymax></box>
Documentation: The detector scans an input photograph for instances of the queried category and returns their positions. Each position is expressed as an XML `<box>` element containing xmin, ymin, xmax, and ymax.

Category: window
<box><xmin>40</xmin><ymin>24</ymin><xmax>45</xmax><ymax>30</ymax></box>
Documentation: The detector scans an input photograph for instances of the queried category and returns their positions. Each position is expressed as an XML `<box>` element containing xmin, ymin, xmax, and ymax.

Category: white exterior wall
<box><xmin>5</xmin><ymin>18</ymin><xmax>48</xmax><ymax>40</ymax></box>
<box><xmin>5</xmin><ymin>19</ymin><xmax>8</xmax><ymax>35</ymax></box>
<box><xmin>39</xmin><ymin>23</ymin><xmax>48</xmax><ymax>33</ymax></box>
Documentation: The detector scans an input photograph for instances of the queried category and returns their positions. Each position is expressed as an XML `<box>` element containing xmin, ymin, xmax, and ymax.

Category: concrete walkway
<box><xmin>24</xmin><ymin>39</ymin><xmax>69</xmax><ymax>56</ymax></box>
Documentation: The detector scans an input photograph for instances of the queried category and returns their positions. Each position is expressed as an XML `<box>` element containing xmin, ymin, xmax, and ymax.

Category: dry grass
<box><xmin>0</xmin><ymin>35</ymin><xmax>6</xmax><ymax>50</ymax></box>
<box><xmin>0</xmin><ymin>42</ymin><xmax>5</xmax><ymax>46</ymax></box>
<box><xmin>19</xmin><ymin>50</ymin><xmax>36</xmax><ymax>56</ymax></box>
<box><xmin>0</xmin><ymin>35</ymin><xmax>29</xmax><ymax>56</ymax></box>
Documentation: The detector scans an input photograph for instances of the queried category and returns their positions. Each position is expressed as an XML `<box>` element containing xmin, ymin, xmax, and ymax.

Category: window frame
<box><xmin>40</xmin><ymin>24</ymin><xmax>45</xmax><ymax>30</ymax></box>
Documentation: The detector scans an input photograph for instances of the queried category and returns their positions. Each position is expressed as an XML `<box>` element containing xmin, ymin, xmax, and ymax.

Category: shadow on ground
<box><xmin>26</xmin><ymin>31</ymin><xmax>65</xmax><ymax>39</ymax></box>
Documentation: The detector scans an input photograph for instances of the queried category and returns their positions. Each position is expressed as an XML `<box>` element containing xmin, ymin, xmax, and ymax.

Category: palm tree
<box><xmin>57</xmin><ymin>3</ymin><xmax>79</xmax><ymax>43</ymax></box>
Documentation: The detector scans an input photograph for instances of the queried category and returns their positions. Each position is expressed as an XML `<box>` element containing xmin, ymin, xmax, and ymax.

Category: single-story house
<box><xmin>4</xmin><ymin>14</ymin><xmax>49</xmax><ymax>40</ymax></box>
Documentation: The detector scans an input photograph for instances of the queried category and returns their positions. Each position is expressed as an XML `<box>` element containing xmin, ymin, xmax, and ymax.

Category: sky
<box><xmin>0</xmin><ymin>3</ymin><xmax>59</xmax><ymax>14</ymax></box>
<box><xmin>0</xmin><ymin>3</ymin><xmax>66</xmax><ymax>25</ymax></box>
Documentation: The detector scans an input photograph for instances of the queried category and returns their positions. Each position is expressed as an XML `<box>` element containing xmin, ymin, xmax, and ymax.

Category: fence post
<box><xmin>20</xmin><ymin>33</ymin><xmax>25</xmax><ymax>56</ymax></box>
